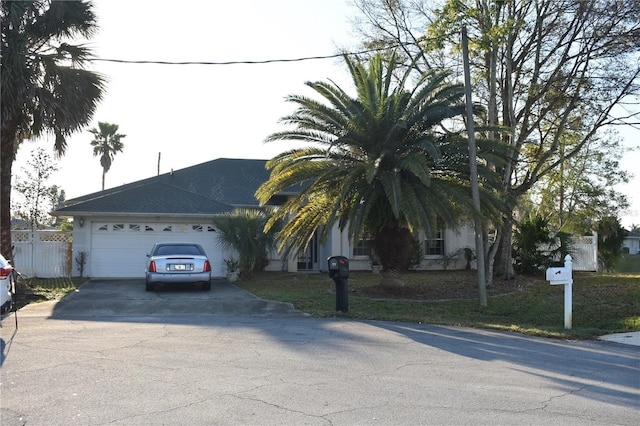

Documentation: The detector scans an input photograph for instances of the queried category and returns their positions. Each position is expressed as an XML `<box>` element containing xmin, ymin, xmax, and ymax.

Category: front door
<box><xmin>297</xmin><ymin>232</ymin><xmax>318</xmax><ymax>271</ymax></box>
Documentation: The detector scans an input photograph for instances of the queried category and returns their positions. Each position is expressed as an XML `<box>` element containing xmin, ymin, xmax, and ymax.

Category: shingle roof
<box><xmin>54</xmin><ymin>158</ymin><xmax>272</xmax><ymax>216</ymax></box>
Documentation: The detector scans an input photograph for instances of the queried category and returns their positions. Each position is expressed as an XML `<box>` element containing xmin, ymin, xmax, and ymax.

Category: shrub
<box><xmin>513</xmin><ymin>215</ymin><xmax>555</xmax><ymax>273</ymax></box>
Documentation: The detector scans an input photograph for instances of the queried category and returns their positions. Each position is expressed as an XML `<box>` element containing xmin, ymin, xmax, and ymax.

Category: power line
<box><xmin>14</xmin><ymin>42</ymin><xmax>425</xmax><ymax>66</ymax></box>
<box><xmin>92</xmin><ymin>50</ymin><xmax>366</xmax><ymax>65</ymax></box>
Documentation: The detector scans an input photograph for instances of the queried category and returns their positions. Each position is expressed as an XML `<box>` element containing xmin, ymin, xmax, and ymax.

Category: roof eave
<box><xmin>52</xmin><ymin>211</ymin><xmax>228</xmax><ymax>218</ymax></box>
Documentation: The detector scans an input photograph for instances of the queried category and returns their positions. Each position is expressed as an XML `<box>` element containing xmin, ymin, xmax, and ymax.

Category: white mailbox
<box><xmin>545</xmin><ymin>255</ymin><xmax>573</xmax><ymax>329</ymax></box>
<box><xmin>546</xmin><ymin>266</ymin><xmax>572</xmax><ymax>284</ymax></box>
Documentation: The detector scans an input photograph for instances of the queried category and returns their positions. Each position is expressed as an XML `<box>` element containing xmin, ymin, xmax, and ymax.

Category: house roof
<box><xmin>54</xmin><ymin>158</ymin><xmax>274</xmax><ymax>217</ymax></box>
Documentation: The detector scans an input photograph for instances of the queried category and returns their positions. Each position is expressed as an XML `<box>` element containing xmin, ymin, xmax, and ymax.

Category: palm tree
<box><xmin>0</xmin><ymin>0</ymin><xmax>104</xmax><ymax>260</ymax></box>
<box><xmin>256</xmin><ymin>53</ymin><xmax>503</xmax><ymax>286</ymax></box>
<box><xmin>212</xmin><ymin>209</ymin><xmax>282</xmax><ymax>279</ymax></box>
<box><xmin>89</xmin><ymin>122</ymin><xmax>126</xmax><ymax>190</ymax></box>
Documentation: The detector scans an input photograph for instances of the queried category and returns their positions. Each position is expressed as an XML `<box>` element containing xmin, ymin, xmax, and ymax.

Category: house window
<box><xmin>424</xmin><ymin>226</ymin><xmax>444</xmax><ymax>256</ymax></box>
<box><xmin>113</xmin><ymin>223</ymin><xmax>125</xmax><ymax>231</ymax></box>
<box><xmin>192</xmin><ymin>224</ymin><xmax>215</xmax><ymax>232</ymax></box>
<box><xmin>353</xmin><ymin>234</ymin><xmax>373</xmax><ymax>257</ymax></box>
<box><xmin>175</xmin><ymin>224</ymin><xmax>188</xmax><ymax>232</ymax></box>
<box><xmin>162</xmin><ymin>225</ymin><xmax>172</xmax><ymax>232</ymax></box>
<box><xmin>129</xmin><ymin>224</ymin><xmax>140</xmax><ymax>232</ymax></box>
<box><xmin>97</xmin><ymin>224</ymin><xmax>108</xmax><ymax>231</ymax></box>
<box><xmin>144</xmin><ymin>225</ymin><xmax>156</xmax><ymax>232</ymax></box>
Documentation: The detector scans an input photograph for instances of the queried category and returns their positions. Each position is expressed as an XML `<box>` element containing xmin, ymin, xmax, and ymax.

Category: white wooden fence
<box><xmin>11</xmin><ymin>230</ymin><xmax>73</xmax><ymax>278</ymax></box>
<box><xmin>568</xmin><ymin>234</ymin><xmax>598</xmax><ymax>271</ymax></box>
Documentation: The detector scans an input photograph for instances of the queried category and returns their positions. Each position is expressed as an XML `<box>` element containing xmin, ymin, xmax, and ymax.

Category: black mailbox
<box><xmin>328</xmin><ymin>256</ymin><xmax>349</xmax><ymax>279</ymax></box>
<box><xmin>328</xmin><ymin>256</ymin><xmax>349</xmax><ymax>312</ymax></box>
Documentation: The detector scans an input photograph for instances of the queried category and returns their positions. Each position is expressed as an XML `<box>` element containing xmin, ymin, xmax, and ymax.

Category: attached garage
<box><xmin>88</xmin><ymin>221</ymin><xmax>222</xmax><ymax>278</ymax></box>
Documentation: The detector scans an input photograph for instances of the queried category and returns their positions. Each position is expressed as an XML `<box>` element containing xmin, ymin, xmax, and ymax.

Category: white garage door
<box><xmin>90</xmin><ymin>222</ymin><xmax>223</xmax><ymax>278</ymax></box>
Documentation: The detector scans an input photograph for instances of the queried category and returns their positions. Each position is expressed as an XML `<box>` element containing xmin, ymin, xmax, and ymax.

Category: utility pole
<box><xmin>462</xmin><ymin>26</ymin><xmax>487</xmax><ymax>307</ymax></box>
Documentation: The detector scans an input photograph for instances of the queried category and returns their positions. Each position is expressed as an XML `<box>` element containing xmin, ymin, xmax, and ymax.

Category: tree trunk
<box><xmin>485</xmin><ymin>225</ymin><xmax>501</xmax><ymax>288</ymax></box>
<box><xmin>1</xmin><ymin>121</ymin><xmax>17</xmax><ymax>261</ymax></box>
<box><xmin>494</xmin><ymin>215</ymin><xmax>515</xmax><ymax>280</ymax></box>
<box><xmin>372</xmin><ymin>224</ymin><xmax>414</xmax><ymax>287</ymax></box>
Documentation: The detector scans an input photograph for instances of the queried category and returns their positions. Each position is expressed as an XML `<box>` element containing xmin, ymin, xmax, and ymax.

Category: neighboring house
<box><xmin>53</xmin><ymin>158</ymin><xmax>476</xmax><ymax>278</ymax></box>
<box><xmin>622</xmin><ymin>231</ymin><xmax>640</xmax><ymax>255</ymax></box>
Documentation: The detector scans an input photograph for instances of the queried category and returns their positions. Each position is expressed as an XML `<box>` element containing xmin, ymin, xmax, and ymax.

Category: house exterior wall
<box><xmin>314</xmin><ymin>224</ymin><xmax>597</xmax><ymax>273</ymax></box>
<box><xmin>418</xmin><ymin>226</ymin><xmax>476</xmax><ymax>271</ymax></box>
<box><xmin>622</xmin><ymin>236</ymin><xmax>640</xmax><ymax>254</ymax></box>
<box><xmin>312</xmin><ymin>223</ymin><xmax>477</xmax><ymax>273</ymax></box>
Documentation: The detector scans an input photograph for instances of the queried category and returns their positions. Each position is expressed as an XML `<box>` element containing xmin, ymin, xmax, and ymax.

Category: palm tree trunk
<box><xmin>101</xmin><ymin>169</ymin><xmax>106</xmax><ymax>191</ymax></box>
<box><xmin>379</xmin><ymin>269</ymin><xmax>405</xmax><ymax>287</ymax></box>
<box><xmin>1</xmin><ymin>121</ymin><xmax>17</xmax><ymax>261</ymax></box>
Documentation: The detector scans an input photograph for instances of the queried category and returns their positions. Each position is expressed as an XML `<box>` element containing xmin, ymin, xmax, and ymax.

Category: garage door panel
<box><xmin>90</xmin><ymin>222</ymin><xmax>222</xmax><ymax>278</ymax></box>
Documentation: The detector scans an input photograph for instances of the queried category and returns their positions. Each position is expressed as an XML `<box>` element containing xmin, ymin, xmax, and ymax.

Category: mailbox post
<box><xmin>328</xmin><ymin>256</ymin><xmax>349</xmax><ymax>313</ymax></box>
<box><xmin>545</xmin><ymin>255</ymin><xmax>573</xmax><ymax>329</ymax></box>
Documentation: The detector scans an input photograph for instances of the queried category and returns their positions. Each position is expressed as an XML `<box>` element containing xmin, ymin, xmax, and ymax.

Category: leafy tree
<box><xmin>597</xmin><ymin>216</ymin><xmax>626</xmax><ymax>272</ymax></box>
<box><xmin>256</xmin><ymin>53</ymin><xmax>504</xmax><ymax>287</ymax></box>
<box><xmin>212</xmin><ymin>209</ymin><xmax>282</xmax><ymax>278</ymax></box>
<box><xmin>1</xmin><ymin>0</ymin><xmax>104</xmax><ymax>259</ymax></box>
<box><xmin>350</xmin><ymin>0</ymin><xmax>640</xmax><ymax>280</ymax></box>
<box><xmin>89</xmin><ymin>122</ymin><xmax>126</xmax><ymax>190</ymax></box>
<box><xmin>50</xmin><ymin>187</ymin><xmax>66</xmax><ymax>227</ymax></box>
<box><xmin>527</xmin><ymin>132</ymin><xmax>630</xmax><ymax>235</ymax></box>
<box><xmin>11</xmin><ymin>147</ymin><xmax>60</xmax><ymax>229</ymax></box>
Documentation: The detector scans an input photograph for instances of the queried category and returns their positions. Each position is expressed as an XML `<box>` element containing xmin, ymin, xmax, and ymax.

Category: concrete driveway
<box><xmin>15</xmin><ymin>279</ymin><xmax>304</xmax><ymax>319</ymax></box>
<box><xmin>1</xmin><ymin>279</ymin><xmax>639</xmax><ymax>425</ymax></box>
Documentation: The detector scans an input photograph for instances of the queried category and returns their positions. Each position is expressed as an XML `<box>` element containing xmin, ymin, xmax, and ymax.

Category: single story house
<box><xmin>622</xmin><ymin>231</ymin><xmax>640</xmax><ymax>255</ymax></box>
<box><xmin>54</xmin><ymin>158</ymin><xmax>476</xmax><ymax>278</ymax></box>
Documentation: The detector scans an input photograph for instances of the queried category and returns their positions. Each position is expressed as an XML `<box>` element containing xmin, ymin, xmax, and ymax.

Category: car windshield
<box><xmin>154</xmin><ymin>245</ymin><xmax>203</xmax><ymax>256</ymax></box>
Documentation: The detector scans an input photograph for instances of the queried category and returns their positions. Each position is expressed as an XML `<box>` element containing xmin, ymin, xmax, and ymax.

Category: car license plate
<box><xmin>174</xmin><ymin>264</ymin><xmax>187</xmax><ymax>270</ymax></box>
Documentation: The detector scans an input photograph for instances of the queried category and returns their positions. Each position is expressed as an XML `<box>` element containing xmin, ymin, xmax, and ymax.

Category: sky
<box><xmin>13</xmin><ymin>0</ymin><xmax>357</xmax><ymax>194</ymax></box>
<box><xmin>12</xmin><ymin>0</ymin><xmax>640</xmax><ymax>229</ymax></box>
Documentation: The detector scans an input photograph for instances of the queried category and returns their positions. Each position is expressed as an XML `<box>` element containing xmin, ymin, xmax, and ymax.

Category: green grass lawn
<box><xmin>616</xmin><ymin>253</ymin><xmax>640</xmax><ymax>273</ymax></box>
<box><xmin>237</xmin><ymin>270</ymin><xmax>640</xmax><ymax>340</ymax></box>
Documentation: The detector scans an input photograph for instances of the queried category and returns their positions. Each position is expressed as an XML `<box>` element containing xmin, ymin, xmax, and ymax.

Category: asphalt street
<box><xmin>1</xmin><ymin>279</ymin><xmax>639</xmax><ymax>425</ymax></box>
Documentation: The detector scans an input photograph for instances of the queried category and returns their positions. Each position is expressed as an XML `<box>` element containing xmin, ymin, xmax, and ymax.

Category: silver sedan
<box><xmin>145</xmin><ymin>243</ymin><xmax>212</xmax><ymax>291</ymax></box>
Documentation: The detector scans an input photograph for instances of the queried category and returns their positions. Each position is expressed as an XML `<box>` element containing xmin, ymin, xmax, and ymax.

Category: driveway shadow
<box><xmin>0</xmin><ymin>327</ymin><xmax>17</xmax><ymax>367</ymax></box>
